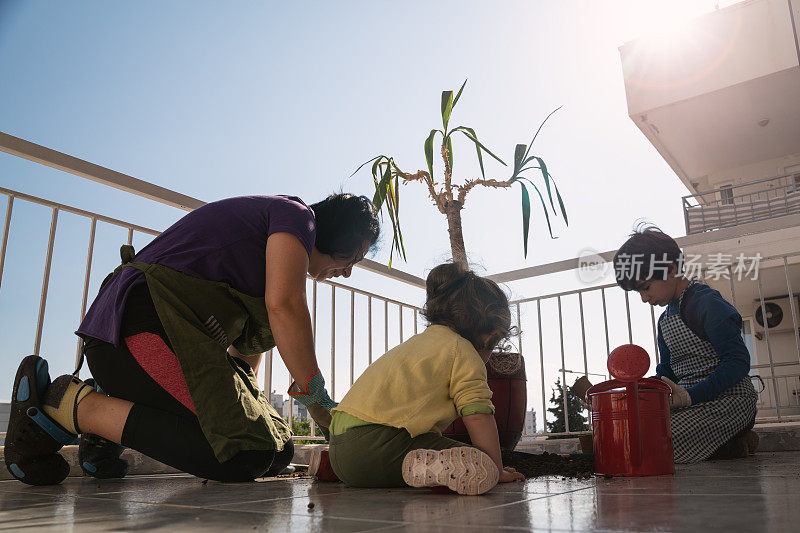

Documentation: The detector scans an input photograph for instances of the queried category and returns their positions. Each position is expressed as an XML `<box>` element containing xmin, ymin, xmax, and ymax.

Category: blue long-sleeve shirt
<box><xmin>656</xmin><ymin>283</ymin><xmax>751</xmax><ymax>404</ymax></box>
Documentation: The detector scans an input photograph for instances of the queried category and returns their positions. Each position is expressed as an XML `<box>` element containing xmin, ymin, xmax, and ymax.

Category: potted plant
<box><xmin>355</xmin><ymin>80</ymin><xmax>568</xmax><ymax>449</ymax></box>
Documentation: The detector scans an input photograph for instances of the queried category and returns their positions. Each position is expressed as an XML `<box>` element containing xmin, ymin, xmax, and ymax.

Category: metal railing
<box><xmin>4</xmin><ymin>180</ymin><xmax>797</xmax><ymax>443</ymax></box>
<box><xmin>510</xmin><ymin>282</ymin><xmax>658</xmax><ymax>438</ymax></box>
<box><xmin>683</xmin><ymin>173</ymin><xmax>800</xmax><ymax>234</ymax></box>
<box><xmin>2</xmin><ymin>132</ymin><xmax>798</xmax><ymax>447</ymax></box>
<box><xmin>512</xmin><ymin>250</ymin><xmax>800</xmax><ymax>439</ymax></box>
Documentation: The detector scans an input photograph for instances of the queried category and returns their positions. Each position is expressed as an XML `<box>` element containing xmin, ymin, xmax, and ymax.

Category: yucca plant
<box><xmin>354</xmin><ymin>80</ymin><xmax>568</xmax><ymax>267</ymax></box>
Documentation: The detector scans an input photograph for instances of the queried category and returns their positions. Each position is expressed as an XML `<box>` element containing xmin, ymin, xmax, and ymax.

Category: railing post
<box><xmin>331</xmin><ymin>287</ymin><xmax>336</xmax><ymax>401</ymax></box>
<box><xmin>783</xmin><ymin>256</ymin><xmax>800</xmax><ymax>367</ymax></box>
<box><xmin>350</xmin><ymin>290</ymin><xmax>355</xmax><ymax>387</ymax></box>
<box><xmin>756</xmin><ymin>275</ymin><xmax>782</xmax><ymax>420</ymax></box>
<box><xmin>557</xmin><ymin>296</ymin><xmax>570</xmax><ymax>433</ymax></box>
<box><xmin>34</xmin><ymin>208</ymin><xmax>59</xmax><ymax>355</ymax></box>
<box><xmin>601</xmin><ymin>288</ymin><xmax>611</xmax><ymax>357</ymax></box>
<box><xmin>384</xmin><ymin>300</ymin><xmax>389</xmax><ymax>353</ymax></box>
<box><xmin>650</xmin><ymin>304</ymin><xmax>659</xmax><ymax>363</ymax></box>
<box><xmin>367</xmin><ymin>296</ymin><xmax>373</xmax><ymax>365</ymax></box>
<box><xmin>579</xmin><ymin>292</ymin><xmax>588</xmax><ymax>376</ymax></box>
<box><xmin>0</xmin><ymin>195</ymin><xmax>14</xmax><ymax>293</ymax></box>
<box><xmin>624</xmin><ymin>291</ymin><xmax>633</xmax><ymax>344</ymax></box>
<box><xmin>538</xmin><ymin>299</ymin><xmax>546</xmax><ymax>435</ymax></box>
<box><xmin>399</xmin><ymin>304</ymin><xmax>403</xmax><ymax>343</ymax></box>
<box><xmin>75</xmin><ymin>217</ymin><xmax>97</xmax><ymax>373</ymax></box>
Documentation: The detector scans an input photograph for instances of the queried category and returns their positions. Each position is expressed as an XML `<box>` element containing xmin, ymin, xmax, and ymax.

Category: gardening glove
<box><xmin>288</xmin><ymin>370</ymin><xmax>337</xmax><ymax>440</ymax></box>
<box><xmin>660</xmin><ymin>376</ymin><xmax>691</xmax><ymax>409</ymax></box>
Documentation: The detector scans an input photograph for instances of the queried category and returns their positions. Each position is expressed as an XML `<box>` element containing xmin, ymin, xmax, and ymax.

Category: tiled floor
<box><xmin>0</xmin><ymin>452</ymin><xmax>798</xmax><ymax>532</ymax></box>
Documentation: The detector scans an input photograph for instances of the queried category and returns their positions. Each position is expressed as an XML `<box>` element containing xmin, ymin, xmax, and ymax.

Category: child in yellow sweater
<box><xmin>329</xmin><ymin>263</ymin><xmax>525</xmax><ymax>495</ymax></box>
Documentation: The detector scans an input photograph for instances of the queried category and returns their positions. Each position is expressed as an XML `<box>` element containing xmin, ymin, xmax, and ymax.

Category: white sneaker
<box><xmin>401</xmin><ymin>447</ymin><xmax>499</xmax><ymax>495</ymax></box>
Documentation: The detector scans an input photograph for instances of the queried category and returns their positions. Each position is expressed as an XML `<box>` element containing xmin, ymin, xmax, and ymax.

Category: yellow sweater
<box><xmin>331</xmin><ymin>325</ymin><xmax>494</xmax><ymax>438</ymax></box>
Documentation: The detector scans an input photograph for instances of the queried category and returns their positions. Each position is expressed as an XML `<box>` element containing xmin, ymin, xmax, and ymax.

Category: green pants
<box><xmin>329</xmin><ymin>424</ymin><xmax>470</xmax><ymax>488</ymax></box>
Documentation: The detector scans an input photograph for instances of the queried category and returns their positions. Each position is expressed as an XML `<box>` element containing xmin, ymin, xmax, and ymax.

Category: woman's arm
<box><xmin>462</xmin><ymin>413</ymin><xmax>524</xmax><ymax>482</ymax></box>
<box><xmin>228</xmin><ymin>346</ymin><xmax>263</xmax><ymax>378</ymax></box>
<box><xmin>264</xmin><ymin>232</ymin><xmax>319</xmax><ymax>384</ymax></box>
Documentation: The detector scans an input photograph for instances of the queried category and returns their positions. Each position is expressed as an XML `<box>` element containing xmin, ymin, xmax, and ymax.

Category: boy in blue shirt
<box><xmin>613</xmin><ymin>225</ymin><xmax>759</xmax><ymax>463</ymax></box>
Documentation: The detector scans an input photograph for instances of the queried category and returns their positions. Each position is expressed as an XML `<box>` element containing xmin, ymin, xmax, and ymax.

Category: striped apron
<box><xmin>659</xmin><ymin>282</ymin><xmax>758</xmax><ymax>463</ymax></box>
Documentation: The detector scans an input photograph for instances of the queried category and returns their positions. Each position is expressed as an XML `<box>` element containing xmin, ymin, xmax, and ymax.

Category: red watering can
<box><xmin>587</xmin><ymin>344</ymin><xmax>674</xmax><ymax>476</ymax></box>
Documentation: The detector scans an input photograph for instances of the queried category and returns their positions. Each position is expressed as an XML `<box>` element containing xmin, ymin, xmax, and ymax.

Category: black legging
<box><xmin>83</xmin><ymin>284</ymin><xmax>293</xmax><ymax>482</ymax></box>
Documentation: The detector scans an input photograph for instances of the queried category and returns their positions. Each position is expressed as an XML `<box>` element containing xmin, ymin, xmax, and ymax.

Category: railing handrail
<box><xmin>0</xmin><ymin>186</ymin><xmax>161</xmax><ymax>236</ymax></box>
<box><xmin>682</xmin><ymin>172</ymin><xmax>797</xmax><ymax>204</ymax></box>
<box><xmin>0</xmin><ymin>131</ymin><xmax>426</xmax><ymax>289</ymax></box>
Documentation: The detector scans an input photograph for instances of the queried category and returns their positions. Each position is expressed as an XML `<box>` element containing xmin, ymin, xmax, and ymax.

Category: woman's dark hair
<box><xmin>613</xmin><ymin>222</ymin><xmax>683</xmax><ymax>291</ymax></box>
<box><xmin>422</xmin><ymin>263</ymin><xmax>513</xmax><ymax>352</ymax></box>
<box><xmin>310</xmin><ymin>193</ymin><xmax>380</xmax><ymax>260</ymax></box>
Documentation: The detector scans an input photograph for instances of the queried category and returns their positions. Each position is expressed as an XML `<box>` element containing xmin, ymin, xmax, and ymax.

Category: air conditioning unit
<box><xmin>754</xmin><ymin>296</ymin><xmax>800</xmax><ymax>334</ymax></box>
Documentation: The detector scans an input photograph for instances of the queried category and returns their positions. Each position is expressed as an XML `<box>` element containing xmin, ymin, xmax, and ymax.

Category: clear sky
<box><xmin>0</xmin><ymin>1</ymin><xmax>736</xmax><ymax>421</ymax></box>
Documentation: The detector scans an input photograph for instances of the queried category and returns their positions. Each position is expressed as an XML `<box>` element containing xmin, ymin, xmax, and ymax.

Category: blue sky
<box><xmin>0</xmin><ymin>1</ymin><xmax>728</xmax><ymax>419</ymax></box>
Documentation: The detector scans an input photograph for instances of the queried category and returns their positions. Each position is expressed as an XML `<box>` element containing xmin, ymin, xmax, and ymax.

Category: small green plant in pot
<box><xmin>354</xmin><ymin>80</ymin><xmax>569</xmax><ymax>450</ymax></box>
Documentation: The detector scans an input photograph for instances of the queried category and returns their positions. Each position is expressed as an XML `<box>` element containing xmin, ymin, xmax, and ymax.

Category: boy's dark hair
<box><xmin>310</xmin><ymin>193</ymin><xmax>380</xmax><ymax>260</ymax></box>
<box><xmin>613</xmin><ymin>222</ymin><xmax>683</xmax><ymax>291</ymax></box>
<box><xmin>422</xmin><ymin>263</ymin><xmax>513</xmax><ymax>352</ymax></box>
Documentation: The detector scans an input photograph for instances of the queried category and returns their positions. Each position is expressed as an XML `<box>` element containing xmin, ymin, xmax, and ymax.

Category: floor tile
<box><xmin>0</xmin><ymin>452</ymin><xmax>796</xmax><ymax>531</ymax></box>
<box><xmin>221</xmin><ymin>484</ymin><xmax>537</xmax><ymax>523</ymax></box>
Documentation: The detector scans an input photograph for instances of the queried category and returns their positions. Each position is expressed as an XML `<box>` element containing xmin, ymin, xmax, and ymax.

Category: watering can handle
<box><xmin>627</xmin><ymin>381</ymin><xmax>643</xmax><ymax>468</ymax></box>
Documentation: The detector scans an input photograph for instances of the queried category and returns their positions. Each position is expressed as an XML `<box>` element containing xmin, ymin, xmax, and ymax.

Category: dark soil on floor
<box><xmin>502</xmin><ymin>450</ymin><xmax>595</xmax><ymax>479</ymax></box>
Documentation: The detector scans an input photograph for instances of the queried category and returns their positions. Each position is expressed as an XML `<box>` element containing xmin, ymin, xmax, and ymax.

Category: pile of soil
<box><xmin>502</xmin><ymin>450</ymin><xmax>594</xmax><ymax>480</ymax></box>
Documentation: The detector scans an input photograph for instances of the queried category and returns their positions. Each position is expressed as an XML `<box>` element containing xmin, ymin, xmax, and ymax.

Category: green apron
<box><xmin>106</xmin><ymin>245</ymin><xmax>291</xmax><ymax>463</ymax></box>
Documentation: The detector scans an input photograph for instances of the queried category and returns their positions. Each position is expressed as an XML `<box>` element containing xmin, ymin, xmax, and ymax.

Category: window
<box><xmin>719</xmin><ymin>184</ymin><xmax>734</xmax><ymax>205</ymax></box>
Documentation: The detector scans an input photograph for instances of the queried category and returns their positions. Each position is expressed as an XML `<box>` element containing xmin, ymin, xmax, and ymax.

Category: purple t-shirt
<box><xmin>77</xmin><ymin>195</ymin><xmax>316</xmax><ymax>346</ymax></box>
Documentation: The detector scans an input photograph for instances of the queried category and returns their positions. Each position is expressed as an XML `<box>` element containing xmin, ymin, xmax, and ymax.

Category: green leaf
<box><xmin>380</xmin><ymin>162</ymin><xmax>406</xmax><ymax>264</ymax></box>
<box><xmin>391</xmin><ymin>171</ymin><xmax>407</xmax><ymax>259</ymax></box>
<box><xmin>512</xmin><ymin>143</ymin><xmax>526</xmax><ymax>179</ymax></box>
<box><xmin>372</xmin><ymin>159</ymin><xmax>393</xmax><ymax>211</ymax></box>
<box><xmin>453</xmin><ymin>79</ymin><xmax>468</xmax><ymax>107</ymax></box>
<box><xmin>452</xmin><ymin>127</ymin><xmax>506</xmax><ymax>166</ymax></box>
<box><xmin>445</xmin><ymin>135</ymin><xmax>454</xmax><ymax>176</ymax></box>
<box><xmin>531</xmin><ymin>156</ymin><xmax>555</xmax><ymax>212</ymax></box>
<box><xmin>424</xmin><ymin>129</ymin><xmax>439</xmax><ymax>180</ymax></box>
<box><xmin>441</xmin><ymin>90</ymin><xmax>454</xmax><ymax>132</ymax></box>
<box><xmin>519</xmin><ymin>177</ymin><xmax>554</xmax><ymax>238</ymax></box>
<box><xmin>455</xmin><ymin>126</ymin><xmax>485</xmax><ymax>178</ymax></box>
<box><xmin>549</xmin><ymin>175</ymin><xmax>568</xmax><ymax>225</ymax></box>
<box><xmin>556</xmin><ymin>183</ymin><xmax>568</xmax><ymax>225</ymax></box>
<box><xmin>523</xmin><ymin>105</ymin><xmax>562</xmax><ymax>162</ymax></box>
<box><xmin>517</xmin><ymin>165</ymin><xmax>542</xmax><ymax>174</ymax></box>
<box><xmin>520</xmin><ymin>182</ymin><xmax>531</xmax><ymax>258</ymax></box>
<box><xmin>350</xmin><ymin>155</ymin><xmax>382</xmax><ymax>178</ymax></box>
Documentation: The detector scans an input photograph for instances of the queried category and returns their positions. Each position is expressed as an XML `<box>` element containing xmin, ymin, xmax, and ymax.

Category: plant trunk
<box><xmin>444</xmin><ymin>200</ymin><xmax>468</xmax><ymax>267</ymax></box>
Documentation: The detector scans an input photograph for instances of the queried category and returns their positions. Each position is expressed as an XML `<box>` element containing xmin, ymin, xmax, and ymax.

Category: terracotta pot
<box><xmin>442</xmin><ymin>352</ymin><xmax>527</xmax><ymax>450</ymax></box>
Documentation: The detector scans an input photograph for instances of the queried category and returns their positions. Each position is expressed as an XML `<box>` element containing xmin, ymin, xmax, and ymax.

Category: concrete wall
<box><xmin>699</xmin><ymin>152</ymin><xmax>800</xmax><ymax>194</ymax></box>
<box><xmin>621</xmin><ymin>0</ymin><xmax>799</xmax><ymax>115</ymax></box>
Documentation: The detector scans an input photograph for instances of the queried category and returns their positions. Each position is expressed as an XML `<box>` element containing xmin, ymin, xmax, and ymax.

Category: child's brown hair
<box><xmin>421</xmin><ymin>263</ymin><xmax>513</xmax><ymax>352</ymax></box>
<box><xmin>613</xmin><ymin>222</ymin><xmax>683</xmax><ymax>291</ymax></box>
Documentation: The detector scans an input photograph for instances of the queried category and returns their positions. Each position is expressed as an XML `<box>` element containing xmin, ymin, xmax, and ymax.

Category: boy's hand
<box><xmin>499</xmin><ymin>466</ymin><xmax>525</xmax><ymax>483</ymax></box>
<box><xmin>660</xmin><ymin>376</ymin><xmax>691</xmax><ymax>409</ymax></box>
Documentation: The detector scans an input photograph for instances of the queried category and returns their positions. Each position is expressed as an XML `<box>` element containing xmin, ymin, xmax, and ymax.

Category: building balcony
<box><xmin>620</xmin><ymin>0</ymin><xmax>800</xmax><ymax>193</ymax></box>
<box><xmin>683</xmin><ymin>172</ymin><xmax>800</xmax><ymax>234</ymax></box>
